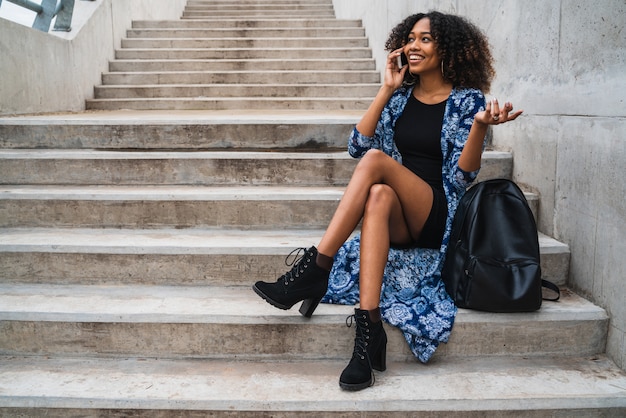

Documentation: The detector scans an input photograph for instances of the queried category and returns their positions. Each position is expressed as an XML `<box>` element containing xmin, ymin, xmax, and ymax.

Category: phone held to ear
<box><xmin>397</xmin><ymin>53</ymin><xmax>408</xmax><ymax>69</ymax></box>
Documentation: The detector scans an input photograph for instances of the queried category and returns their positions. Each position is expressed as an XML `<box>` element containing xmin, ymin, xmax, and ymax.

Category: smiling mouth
<box><xmin>408</xmin><ymin>53</ymin><xmax>424</xmax><ymax>62</ymax></box>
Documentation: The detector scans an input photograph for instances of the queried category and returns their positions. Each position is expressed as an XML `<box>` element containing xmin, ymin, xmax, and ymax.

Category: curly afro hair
<box><xmin>385</xmin><ymin>11</ymin><xmax>495</xmax><ymax>92</ymax></box>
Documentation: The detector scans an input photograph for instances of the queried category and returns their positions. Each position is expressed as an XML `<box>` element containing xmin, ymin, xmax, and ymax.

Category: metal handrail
<box><xmin>0</xmin><ymin>0</ymin><xmax>85</xmax><ymax>32</ymax></box>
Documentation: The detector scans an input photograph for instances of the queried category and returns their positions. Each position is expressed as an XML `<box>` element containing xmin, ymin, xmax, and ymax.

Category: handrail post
<box><xmin>32</xmin><ymin>0</ymin><xmax>57</xmax><ymax>32</ymax></box>
<box><xmin>53</xmin><ymin>0</ymin><xmax>75</xmax><ymax>32</ymax></box>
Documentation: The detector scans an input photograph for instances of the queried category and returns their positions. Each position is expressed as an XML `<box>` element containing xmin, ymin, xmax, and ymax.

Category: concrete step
<box><xmin>0</xmin><ymin>150</ymin><xmax>359</xmax><ymax>186</ymax></box>
<box><xmin>182</xmin><ymin>4</ymin><xmax>333</xmax><ymax>11</ymax></box>
<box><xmin>92</xmin><ymin>84</ymin><xmax>380</xmax><ymax>99</ymax></box>
<box><xmin>3</xmin><ymin>355</ymin><xmax>623</xmax><ymax>416</ymax></box>
<box><xmin>0</xmin><ymin>228</ymin><xmax>569</xmax><ymax>286</ymax></box>
<box><xmin>0</xmin><ymin>284</ymin><xmax>605</xmax><ymax>359</ymax></box>
<box><xmin>0</xmin><ymin>110</ymin><xmax>362</xmax><ymax>150</ymax></box>
<box><xmin>184</xmin><ymin>2</ymin><xmax>333</xmax><ymax>9</ymax></box>
<box><xmin>184</xmin><ymin>4</ymin><xmax>334</xmax><ymax>11</ymax></box>
<box><xmin>184</xmin><ymin>2</ymin><xmax>334</xmax><ymax>8</ymax></box>
<box><xmin>0</xmin><ymin>185</ymin><xmax>344</xmax><ymax>229</ymax></box>
<box><xmin>182</xmin><ymin>3</ymin><xmax>333</xmax><ymax>9</ymax></box>
<box><xmin>131</xmin><ymin>18</ymin><xmax>363</xmax><ymax>29</ymax></box>
<box><xmin>186</xmin><ymin>0</ymin><xmax>333</xmax><ymax>3</ymax></box>
<box><xmin>109</xmin><ymin>58</ymin><xmax>376</xmax><ymax>72</ymax></box>
<box><xmin>0</xmin><ymin>150</ymin><xmax>511</xmax><ymax>186</ymax></box>
<box><xmin>114</xmin><ymin>47</ymin><xmax>373</xmax><ymax>60</ymax></box>
<box><xmin>182</xmin><ymin>10</ymin><xmax>335</xmax><ymax>19</ymax></box>
<box><xmin>120</xmin><ymin>37</ymin><xmax>368</xmax><ymax>49</ymax></box>
<box><xmin>100</xmin><ymin>70</ymin><xmax>380</xmax><ymax>85</ymax></box>
<box><xmin>85</xmin><ymin>96</ymin><xmax>374</xmax><ymax>111</ymax></box>
<box><xmin>0</xmin><ymin>184</ymin><xmax>539</xmax><ymax>229</ymax></box>
<box><xmin>125</xmin><ymin>28</ymin><xmax>366</xmax><ymax>38</ymax></box>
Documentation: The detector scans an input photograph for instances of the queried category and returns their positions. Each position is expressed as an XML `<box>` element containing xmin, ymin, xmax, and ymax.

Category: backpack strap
<box><xmin>541</xmin><ymin>279</ymin><xmax>561</xmax><ymax>301</ymax></box>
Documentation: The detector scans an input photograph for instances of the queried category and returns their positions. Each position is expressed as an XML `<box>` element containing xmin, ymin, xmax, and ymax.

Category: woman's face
<box><xmin>402</xmin><ymin>18</ymin><xmax>441</xmax><ymax>75</ymax></box>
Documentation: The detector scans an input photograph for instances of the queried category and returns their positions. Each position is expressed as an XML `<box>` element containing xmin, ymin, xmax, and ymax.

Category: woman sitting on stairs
<box><xmin>253</xmin><ymin>11</ymin><xmax>523</xmax><ymax>391</ymax></box>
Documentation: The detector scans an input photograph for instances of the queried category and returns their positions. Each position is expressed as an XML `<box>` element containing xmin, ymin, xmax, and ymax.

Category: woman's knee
<box><xmin>364</xmin><ymin>184</ymin><xmax>396</xmax><ymax>215</ymax></box>
<box><xmin>351</xmin><ymin>149</ymin><xmax>389</xmax><ymax>185</ymax></box>
<box><xmin>355</xmin><ymin>149</ymin><xmax>387</xmax><ymax>174</ymax></box>
<box><xmin>361</xmin><ymin>148</ymin><xmax>386</xmax><ymax>165</ymax></box>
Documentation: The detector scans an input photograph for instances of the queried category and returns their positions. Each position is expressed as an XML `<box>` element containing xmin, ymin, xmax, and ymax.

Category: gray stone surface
<box><xmin>0</xmin><ymin>149</ymin><xmax>510</xmax><ymax>185</ymax></box>
<box><xmin>0</xmin><ymin>229</ymin><xmax>569</xmax><ymax>286</ymax></box>
<box><xmin>0</xmin><ymin>356</ymin><xmax>624</xmax><ymax>415</ymax></box>
<box><xmin>0</xmin><ymin>284</ymin><xmax>607</xmax><ymax>359</ymax></box>
<box><xmin>0</xmin><ymin>110</ymin><xmax>361</xmax><ymax>150</ymax></box>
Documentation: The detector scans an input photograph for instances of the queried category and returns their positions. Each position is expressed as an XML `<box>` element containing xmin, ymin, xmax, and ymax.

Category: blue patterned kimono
<box><xmin>321</xmin><ymin>86</ymin><xmax>486</xmax><ymax>362</ymax></box>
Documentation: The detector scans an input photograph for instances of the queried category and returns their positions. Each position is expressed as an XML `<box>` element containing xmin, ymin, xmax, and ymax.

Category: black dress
<box><xmin>393</xmin><ymin>94</ymin><xmax>448</xmax><ymax>249</ymax></box>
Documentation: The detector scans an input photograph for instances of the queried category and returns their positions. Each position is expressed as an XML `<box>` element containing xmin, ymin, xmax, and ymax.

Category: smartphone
<box><xmin>397</xmin><ymin>52</ymin><xmax>408</xmax><ymax>68</ymax></box>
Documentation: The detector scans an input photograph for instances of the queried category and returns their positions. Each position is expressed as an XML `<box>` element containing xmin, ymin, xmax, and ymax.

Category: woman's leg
<box><xmin>338</xmin><ymin>150</ymin><xmax>434</xmax><ymax>391</ymax></box>
<box><xmin>253</xmin><ymin>148</ymin><xmax>433</xmax><ymax>318</ymax></box>
<box><xmin>318</xmin><ymin>149</ymin><xmax>434</xmax><ymax>261</ymax></box>
<box><xmin>359</xmin><ymin>184</ymin><xmax>412</xmax><ymax>309</ymax></box>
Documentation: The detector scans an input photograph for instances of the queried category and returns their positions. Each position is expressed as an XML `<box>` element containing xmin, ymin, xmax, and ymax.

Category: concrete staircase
<box><xmin>86</xmin><ymin>0</ymin><xmax>378</xmax><ymax>111</ymax></box>
<box><xmin>0</xmin><ymin>0</ymin><xmax>625</xmax><ymax>416</ymax></box>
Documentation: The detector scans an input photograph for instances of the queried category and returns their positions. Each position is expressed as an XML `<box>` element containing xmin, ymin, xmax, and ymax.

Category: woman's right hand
<box><xmin>355</xmin><ymin>49</ymin><xmax>408</xmax><ymax>137</ymax></box>
<box><xmin>384</xmin><ymin>48</ymin><xmax>409</xmax><ymax>90</ymax></box>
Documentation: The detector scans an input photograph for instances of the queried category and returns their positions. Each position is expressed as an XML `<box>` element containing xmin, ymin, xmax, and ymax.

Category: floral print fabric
<box><xmin>321</xmin><ymin>86</ymin><xmax>486</xmax><ymax>362</ymax></box>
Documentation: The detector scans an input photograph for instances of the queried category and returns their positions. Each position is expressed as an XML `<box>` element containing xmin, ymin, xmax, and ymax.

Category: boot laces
<box><xmin>346</xmin><ymin>312</ymin><xmax>375</xmax><ymax>384</ymax></box>
<box><xmin>280</xmin><ymin>247</ymin><xmax>313</xmax><ymax>286</ymax></box>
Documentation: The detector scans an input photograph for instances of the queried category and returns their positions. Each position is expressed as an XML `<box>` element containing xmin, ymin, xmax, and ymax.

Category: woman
<box><xmin>253</xmin><ymin>11</ymin><xmax>522</xmax><ymax>391</ymax></box>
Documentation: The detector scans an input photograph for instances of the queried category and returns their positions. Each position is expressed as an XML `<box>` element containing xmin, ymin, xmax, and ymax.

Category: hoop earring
<box><xmin>441</xmin><ymin>60</ymin><xmax>445</xmax><ymax>77</ymax></box>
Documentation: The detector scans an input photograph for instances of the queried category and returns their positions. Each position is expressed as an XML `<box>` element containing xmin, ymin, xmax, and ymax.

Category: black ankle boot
<box><xmin>339</xmin><ymin>308</ymin><xmax>387</xmax><ymax>391</ymax></box>
<box><xmin>252</xmin><ymin>246</ymin><xmax>330</xmax><ymax>318</ymax></box>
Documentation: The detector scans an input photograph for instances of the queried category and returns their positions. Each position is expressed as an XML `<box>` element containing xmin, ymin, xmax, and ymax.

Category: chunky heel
<box><xmin>372</xmin><ymin>343</ymin><xmax>386</xmax><ymax>372</ymax></box>
<box><xmin>339</xmin><ymin>308</ymin><xmax>387</xmax><ymax>391</ymax></box>
<box><xmin>299</xmin><ymin>296</ymin><xmax>322</xmax><ymax>318</ymax></box>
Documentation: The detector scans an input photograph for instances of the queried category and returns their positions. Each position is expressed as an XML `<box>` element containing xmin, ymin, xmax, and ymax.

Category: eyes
<box><xmin>406</xmin><ymin>35</ymin><xmax>433</xmax><ymax>44</ymax></box>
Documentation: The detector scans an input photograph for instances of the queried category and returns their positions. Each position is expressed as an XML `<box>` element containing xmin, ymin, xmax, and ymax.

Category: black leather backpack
<box><xmin>442</xmin><ymin>179</ymin><xmax>559</xmax><ymax>312</ymax></box>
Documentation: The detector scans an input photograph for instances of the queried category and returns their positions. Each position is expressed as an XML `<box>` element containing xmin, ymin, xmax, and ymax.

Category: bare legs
<box><xmin>317</xmin><ymin>149</ymin><xmax>435</xmax><ymax>309</ymax></box>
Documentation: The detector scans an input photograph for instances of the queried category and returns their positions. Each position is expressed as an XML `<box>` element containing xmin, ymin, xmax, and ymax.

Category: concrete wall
<box><xmin>333</xmin><ymin>0</ymin><xmax>626</xmax><ymax>369</ymax></box>
<box><xmin>0</xmin><ymin>0</ymin><xmax>186</xmax><ymax>115</ymax></box>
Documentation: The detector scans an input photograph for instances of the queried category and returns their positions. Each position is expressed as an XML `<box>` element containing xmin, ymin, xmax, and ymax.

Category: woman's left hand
<box><xmin>474</xmin><ymin>98</ymin><xmax>523</xmax><ymax>125</ymax></box>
